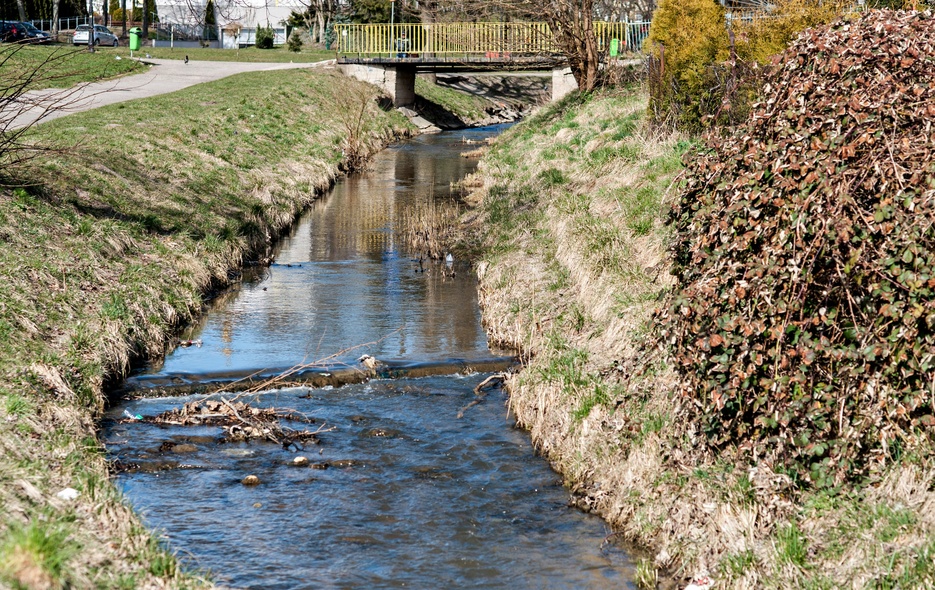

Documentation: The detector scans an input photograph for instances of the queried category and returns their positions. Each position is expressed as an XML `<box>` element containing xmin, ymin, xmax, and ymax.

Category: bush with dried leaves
<box><xmin>662</xmin><ymin>9</ymin><xmax>935</xmax><ymax>487</ymax></box>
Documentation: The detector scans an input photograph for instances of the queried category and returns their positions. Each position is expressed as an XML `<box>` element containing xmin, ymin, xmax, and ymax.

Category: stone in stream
<box><xmin>158</xmin><ymin>441</ymin><xmax>197</xmax><ymax>453</ymax></box>
<box><xmin>220</xmin><ymin>448</ymin><xmax>255</xmax><ymax>457</ymax></box>
<box><xmin>363</xmin><ymin>427</ymin><xmax>401</xmax><ymax>438</ymax></box>
<box><xmin>329</xmin><ymin>459</ymin><xmax>359</xmax><ymax>468</ymax></box>
<box><xmin>242</xmin><ymin>475</ymin><xmax>261</xmax><ymax>485</ymax></box>
<box><xmin>292</xmin><ymin>456</ymin><xmax>309</xmax><ymax>467</ymax></box>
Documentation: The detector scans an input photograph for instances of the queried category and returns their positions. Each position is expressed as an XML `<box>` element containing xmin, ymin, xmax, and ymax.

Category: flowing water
<box><xmin>104</xmin><ymin>126</ymin><xmax>636</xmax><ymax>589</ymax></box>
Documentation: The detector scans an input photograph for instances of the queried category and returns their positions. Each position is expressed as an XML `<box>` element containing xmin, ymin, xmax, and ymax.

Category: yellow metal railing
<box><xmin>334</xmin><ymin>21</ymin><xmax>652</xmax><ymax>58</ymax></box>
<box><xmin>593</xmin><ymin>21</ymin><xmax>652</xmax><ymax>55</ymax></box>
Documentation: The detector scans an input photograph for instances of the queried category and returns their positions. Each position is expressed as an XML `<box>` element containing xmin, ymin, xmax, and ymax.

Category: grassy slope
<box><xmin>120</xmin><ymin>46</ymin><xmax>336</xmax><ymax>63</ymax></box>
<box><xmin>3</xmin><ymin>44</ymin><xmax>145</xmax><ymax>91</ymax></box>
<box><xmin>466</xmin><ymin>88</ymin><xmax>935</xmax><ymax>588</ymax></box>
<box><xmin>0</xmin><ymin>68</ymin><xmax>413</xmax><ymax>588</ymax></box>
<box><xmin>2</xmin><ymin>44</ymin><xmax>334</xmax><ymax>95</ymax></box>
<box><xmin>415</xmin><ymin>77</ymin><xmax>492</xmax><ymax>122</ymax></box>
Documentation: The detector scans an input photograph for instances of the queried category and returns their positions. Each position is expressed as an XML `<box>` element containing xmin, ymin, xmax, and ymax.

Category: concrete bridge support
<box><xmin>341</xmin><ymin>63</ymin><xmax>416</xmax><ymax>107</ymax></box>
<box><xmin>551</xmin><ymin>67</ymin><xmax>579</xmax><ymax>102</ymax></box>
<box><xmin>342</xmin><ymin>63</ymin><xmax>578</xmax><ymax>106</ymax></box>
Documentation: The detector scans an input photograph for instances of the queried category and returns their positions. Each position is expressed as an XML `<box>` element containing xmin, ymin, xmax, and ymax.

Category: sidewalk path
<box><xmin>9</xmin><ymin>58</ymin><xmax>334</xmax><ymax>129</ymax></box>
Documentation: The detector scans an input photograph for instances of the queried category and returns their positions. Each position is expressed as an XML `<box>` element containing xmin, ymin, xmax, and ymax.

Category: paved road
<box><xmin>8</xmin><ymin>58</ymin><xmax>334</xmax><ymax>129</ymax></box>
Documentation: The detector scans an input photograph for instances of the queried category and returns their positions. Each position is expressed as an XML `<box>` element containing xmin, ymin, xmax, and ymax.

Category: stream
<box><xmin>103</xmin><ymin>125</ymin><xmax>637</xmax><ymax>589</ymax></box>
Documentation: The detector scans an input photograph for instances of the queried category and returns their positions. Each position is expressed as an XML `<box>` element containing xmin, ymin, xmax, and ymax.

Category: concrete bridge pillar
<box><xmin>341</xmin><ymin>64</ymin><xmax>416</xmax><ymax>107</ymax></box>
<box><xmin>552</xmin><ymin>67</ymin><xmax>578</xmax><ymax>102</ymax></box>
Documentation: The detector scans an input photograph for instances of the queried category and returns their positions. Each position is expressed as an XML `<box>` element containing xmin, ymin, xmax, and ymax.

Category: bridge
<box><xmin>334</xmin><ymin>21</ymin><xmax>650</xmax><ymax>106</ymax></box>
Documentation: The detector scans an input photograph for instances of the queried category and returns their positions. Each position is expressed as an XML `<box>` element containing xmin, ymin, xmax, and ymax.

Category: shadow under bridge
<box><xmin>334</xmin><ymin>21</ymin><xmax>650</xmax><ymax>106</ymax></box>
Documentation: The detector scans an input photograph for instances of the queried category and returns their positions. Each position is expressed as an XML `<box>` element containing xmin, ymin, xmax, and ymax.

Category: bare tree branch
<box><xmin>0</xmin><ymin>44</ymin><xmax>97</xmax><ymax>183</ymax></box>
<box><xmin>443</xmin><ymin>0</ymin><xmax>603</xmax><ymax>91</ymax></box>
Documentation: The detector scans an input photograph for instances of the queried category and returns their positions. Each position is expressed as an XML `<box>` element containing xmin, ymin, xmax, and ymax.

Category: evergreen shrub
<box><xmin>255</xmin><ymin>25</ymin><xmax>274</xmax><ymax>49</ymax></box>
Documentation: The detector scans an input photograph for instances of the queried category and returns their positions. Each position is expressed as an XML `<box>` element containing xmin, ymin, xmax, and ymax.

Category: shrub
<box><xmin>661</xmin><ymin>10</ymin><xmax>935</xmax><ymax>487</ymax></box>
<box><xmin>645</xmin><ymin>0</ymin><xmax>729</xmax><ymax>131</ymax></box>
<box><xmin>286</xmin><ymin>30</ymin><xmax>303</xmax><ymax>52</ymax></box>
<box><xmin>647</xmin><ymin>0</ymin><xmax>851</xmax><ymax>132</ymax></box>
<box><xmin>255</xmin><ymin>24</ymin><xmax>274</xmax><ymax>49</ymax></box>
<box><xmin>734</xmin><ymin>0</ymin><xmax>851</xmax><ymax>64</ymax></box>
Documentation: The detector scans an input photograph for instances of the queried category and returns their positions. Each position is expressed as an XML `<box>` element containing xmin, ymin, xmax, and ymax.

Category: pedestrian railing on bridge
<box><xmin>334</xmin><ymin>21</ymin><xmax>652</xmax><ymax>60</ymax></box>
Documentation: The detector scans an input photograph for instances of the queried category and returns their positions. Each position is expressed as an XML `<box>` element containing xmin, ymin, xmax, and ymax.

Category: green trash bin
<box><xmin>610</xmin><ymin>38</ymin><xmax>619</xmax><ymax>57</ymax></box>
<box><xmin>129</xmin><ymin>27</ymin><xmax>142</xmax><ymax>51</ymax></box>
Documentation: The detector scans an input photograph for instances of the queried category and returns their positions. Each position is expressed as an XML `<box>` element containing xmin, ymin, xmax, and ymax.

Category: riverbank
<box><xmin>465</xmin><ymin>87</ymin><xmax>935</xmax><ymax>588</ymax></box>
<box><xmin>0</xmin><ymin>67</ymin><xmax>509</xmax><ymax>587</ymax></box>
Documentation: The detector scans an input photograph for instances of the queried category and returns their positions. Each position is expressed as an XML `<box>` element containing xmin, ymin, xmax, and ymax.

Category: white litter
<box><xmin>56</xmin><ymin>487</ymin><xmax>80</xmax><ymax>501</ymax></box>
<box><xmin>684</xmin><ymin>576</ymin><xmax>714</xmax><ymax>590</ymax></box>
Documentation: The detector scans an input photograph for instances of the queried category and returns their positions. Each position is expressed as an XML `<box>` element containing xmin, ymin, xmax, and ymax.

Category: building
<box><xmin>154</xmin><ymin>0</ymin><xmax>304</xmax><ymax>46</ymax></box>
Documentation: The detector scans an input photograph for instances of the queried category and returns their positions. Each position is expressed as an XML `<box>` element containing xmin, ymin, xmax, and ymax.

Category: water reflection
<box><xmin>147</xmin><ymin>127</ymin><xmax>505</xmax><ymax>376</ymax></box>
<box><xmin>110</xmin><ymin>126</ymin><xmax>637</xmax><ymax>589</ymax></box>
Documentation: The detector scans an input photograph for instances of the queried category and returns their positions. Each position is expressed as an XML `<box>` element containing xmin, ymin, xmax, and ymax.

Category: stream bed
<box><xmin>103</xmin><ymin>126</ymin><xmax>636</xmax><ymax>589</ymax></box>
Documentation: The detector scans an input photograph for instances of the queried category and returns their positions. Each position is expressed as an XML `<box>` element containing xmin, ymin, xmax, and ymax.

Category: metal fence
<box><xmin>594</xmin><ymin>20</ymin><xmax>652</xmax><ymax>54</ymax></box>
<box><xmin>28</xmin><ymin>16</ymin><xmax>92</xmax><ymax>31</ymax></box>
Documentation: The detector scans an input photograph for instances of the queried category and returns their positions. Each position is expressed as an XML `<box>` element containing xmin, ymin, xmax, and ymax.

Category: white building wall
<box><xmin>156</xmin><ymin>0</ymin><xmax>303</xmax><ymax>45</ymax></box>
<box><xmin>215</xmin><ymin>0</ymin><xmax>305</xmax><ymax>29</ymax></box>
<box><xmin>156</xmin><ymin>0</ymin><xmax>208</xmax><ymax>27</ymax></box>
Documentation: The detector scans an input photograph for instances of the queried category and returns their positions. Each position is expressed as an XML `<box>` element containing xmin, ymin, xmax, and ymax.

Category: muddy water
<box><xmin>104</xmin><ymin>126</ymin><xmax>636</xmax><ymax>589</ymax></box>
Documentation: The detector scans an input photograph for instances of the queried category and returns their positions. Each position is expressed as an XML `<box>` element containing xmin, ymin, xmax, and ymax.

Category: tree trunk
<box><xmin>52</xmin><ymin>0</ymin><xmax>60</xmax><ymax>34</ymax></box>
<box><xmin>548</xmin><ymin>0</ymin><xmax>600</xmax><ymax>92</ymax></box>
<box><xmin>316</xmin><ymin>9</ymin><xmax>325</xmax><ymax>44</ymax></box>
<box><xmin>577</xmin><ymin>8</ymin><xmax>600</xmax><ymax>91</ymax></box>
<box><xmin>16</xmin><ymin>0</ymin><xmax>27</xmax><ymax>22</ymax></box>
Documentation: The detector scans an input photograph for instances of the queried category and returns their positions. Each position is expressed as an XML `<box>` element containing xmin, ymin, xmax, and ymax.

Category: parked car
<box><xmin>73</xmin><ymin>24</ymin><xmax>118</xmax><ymax>47</ymax></box>
<box><xmin>18</xmin><ymin>22</ymin><xmax>52</xmax><ymax>44</ymax></box>
<box><xmin>0</xmin><ymin>20</ymin><xmax>27</xmax><ymax>43</ymax></box>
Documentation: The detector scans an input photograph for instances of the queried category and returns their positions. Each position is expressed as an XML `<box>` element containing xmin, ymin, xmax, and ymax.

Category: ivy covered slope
<box><xmin>667</xmin><ymin>9</ymin><xmax>935</xmax><ymax>487</ymax></box>
<box><xmin>468</xmin><ymin>14</ymin><xmax>935</xmax><ymax>582</ymax></box>
<box><xmin>0</xmin><ymin>69</ymin><xmax>411</xmax><ymax>589</ymax></box>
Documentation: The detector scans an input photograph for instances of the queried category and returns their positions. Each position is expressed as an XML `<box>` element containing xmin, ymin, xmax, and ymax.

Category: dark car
<box><xmin>19</xmin><ymin>22</ymin><xmax>52</xmax><ymax>44</ymax></box>
<box><xmin>0</xmin><ymin>20</ymin><xmax>26</xmax><ymax>43</ymax></box>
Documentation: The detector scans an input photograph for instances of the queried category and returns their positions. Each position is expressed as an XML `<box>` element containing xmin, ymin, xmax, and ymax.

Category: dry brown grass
<box><xmin>0</xmin><ymin>69</ymin><xmax>413</xmax><ymax>588</ymax></box>
<box><xmin>467</xmin><ymin>86</ymin><xmax>935</xmax><ymax>588</ymax></box>
<box><xmin>403</xmin><ymin>198</ymin><xmax>463</xmax><ymax>260</ymax></box>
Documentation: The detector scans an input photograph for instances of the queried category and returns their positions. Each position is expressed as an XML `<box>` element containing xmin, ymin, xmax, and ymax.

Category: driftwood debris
<box><xmin>146</xmin><ymin>399</ymin><xmax>327</xmax><ymax>449</ymax></box>
<box><xmin>457</xmin><ymin>373</ymin><xmax>508</xmax><ymax>419</ymax></box>
<box><xmin>118</xmin><ymin>356</ymin><xmax>521</xmax><ymax>398</ymax></box>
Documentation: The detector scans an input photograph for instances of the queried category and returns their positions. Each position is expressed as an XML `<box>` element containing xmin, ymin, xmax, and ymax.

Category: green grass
<box><xmin>123</xmin><ymin>45</ymin><xmax>335</xmax><ymax>63</ymax></box>
<box><xmin>0</xmin><ymin>66</ymin><xmax>412</xmax><ymax>588</ymax></box>
<box><xmin>472</xmin><ymin>84</ymin><xmax>935</xmax><ymax>590</ymax></box>
<box><xmin>1</xmin><ymin>43</ymin><xmax>335</xmax><ymax>95</ymax></box>
<box><xmin>719</xmin><ymin>549</ymin><xmax>757</xmax><ymax>578</ymax></box>
<box><xmin>776</xmin><ymin>523</ymin><xmax>809</xmax><ymax>568</ymax></box>
<box><xmin>0</xmin><ymin>517</ymin><xmax>79</xmax><ymax>588</ymax></box>
<box><xmin>1</xmin><ymin>44</ymin><xmax>144</xmax><ymax>91</ymax></box>
<box><xmin>415</xmin><ymin>77</ymin><xmax>492</xmax><ymax>121</ymax></box>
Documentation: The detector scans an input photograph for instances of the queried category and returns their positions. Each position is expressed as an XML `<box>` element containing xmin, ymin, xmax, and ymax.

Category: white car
<box><xmin>73</xmin><ymin>24</ymin><xmax>119</xmax><ymax>47</ymax></box>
